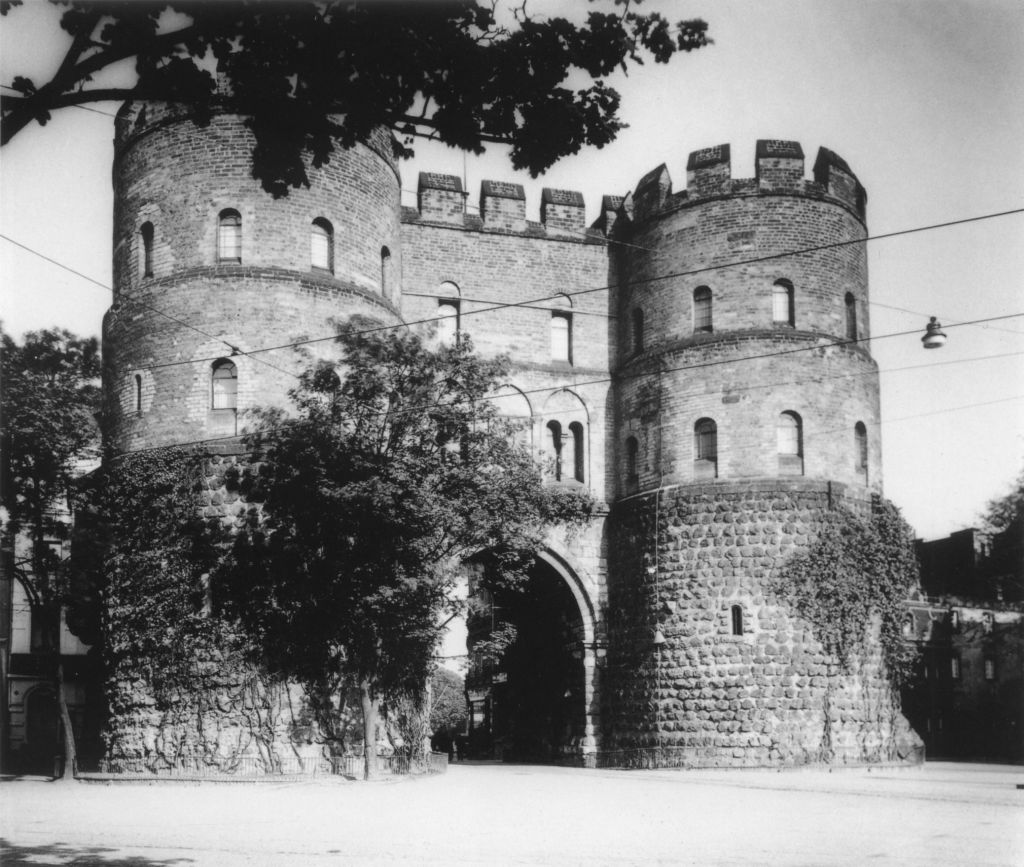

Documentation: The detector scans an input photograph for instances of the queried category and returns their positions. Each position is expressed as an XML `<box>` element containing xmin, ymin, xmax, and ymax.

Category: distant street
<box><xmin>2</xmin><ymin>761</ymin><xmax>1022</xmax><ymax>866</ymax></box>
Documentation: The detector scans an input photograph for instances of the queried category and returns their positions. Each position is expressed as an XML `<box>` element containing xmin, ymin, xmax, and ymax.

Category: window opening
<box><xmin>951</xmin><ymin>656</ymin><xmax>961</xmax><ymax>679</ymax></box>
<box><xmin>380</xmin><ymin>246</ymin><xmax>391</xmax><ymax>295</ymax></box>
<box><xmin>632</xmin><ymin>308</ymin><xmax>644</xmax><ymax>354</ymax></box>
<box><xmin>693</xmin><ymin>286</ymin><xmax>712</xmax><ymax>333</ymax></box>
<box><xmin>694</xmin><ymin>418</ymin><xmax>718</xmax><ymax>479</ymax></box>
<box><xmin>140</xmin><ymin>222</ymin><xmax>154</xmax><ymax>277</ymax></box>
<box><xmin>730</xmin><ymin>604</ymin><xmax>743</xmax><ymax>636</ymax></box>
<box><xmin>777</xmin><ymin>411</ymin><xmax>803</xmax><ymax>475</ymax></box>
<box><xmin>311</xmin><ymin>218</ymin><xmax>333</xmax><ymax>272</ymax></box>
<box><xmin>551</xmin><ymin>313</ymin><xmax>572</xmax><ymax>362</ymax></box>
<box><xmin>568</xmin><ymin>421</ymin><xmax>585</xmax><ymax>483</ymax></box>
<box><xmin>134</xmin><ymin>374</ymin><xmax>143</xmax><ymax>413</ymax></box>
<box><xmin>546</xmin><ymin>420</ymin><xmax>563</xmax><ymax>480</ymax></box>
<box><xmin>218</xmin><ymin>210</ymin><xmax>241</xmax><ymax>263</ymax></box>
<box><xmin>438</xmin><ymin>300</ymin><xmax>460</xmax><ymax>345</ymax></box>
<box><xmin>845</xmin><ymin>293</ymin><xmax>857</xmax><ymax>340</ymax></box>
<box><xmin>984</xmin><ymin>658</ymin><xmax>995</xmax><ymax>681</ymax></box>
<box><xmin>626</xmin><ymin>436</ymin><xmax>639</xmax><ymax>482</ymax></box>
<box><xmin>211</xmin><ymin>359</ymin><xmax>238</xmax><ymax>410</ymax></box>
<box><xmin>855</xmin><ymin>422</ymin><xmax>868</xmax><ymax>479</ymax></box>
<box><xmin>773</xmin><ymin>280</ymin><xmax>794</xmax><ymax>326</ymax></box>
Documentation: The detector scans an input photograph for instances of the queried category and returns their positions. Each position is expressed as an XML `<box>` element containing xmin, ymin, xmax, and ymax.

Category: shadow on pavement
<box><xmin>0</xmin><ymin>838</ymin><xmax>194</xmax><ymax>866</ymax></box>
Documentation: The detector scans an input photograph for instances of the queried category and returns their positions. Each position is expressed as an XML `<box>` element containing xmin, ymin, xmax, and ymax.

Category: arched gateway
<box><xmin>464</xmin><ymin>549</ymin><xmax>600</xmax><ymax>764</ymax></box>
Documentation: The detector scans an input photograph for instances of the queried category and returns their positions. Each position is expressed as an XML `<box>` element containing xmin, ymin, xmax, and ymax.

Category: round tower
<box><xmin>104</xmin><ymin>101</ymin><xmax>404</xmax><ymax>453</ymax></box>
<box><xmin>605</xmin><ymin>141</ymin><xmax>916</xmax><ymax>766</ymax></box>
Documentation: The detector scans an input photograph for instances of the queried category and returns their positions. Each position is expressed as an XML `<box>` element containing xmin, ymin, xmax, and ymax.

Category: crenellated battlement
<box><xmin>625</xmin><ymin>140</ymin><xmax>867</xmax><ymax>224</ymax></box>
<box><xmin>412</xmin><ymin>172</ymin><xmax>611</xmax><ymax>240</ymax></box>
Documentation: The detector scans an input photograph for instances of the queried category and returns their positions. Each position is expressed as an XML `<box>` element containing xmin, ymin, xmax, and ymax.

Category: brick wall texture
<box><xmin>102</xmin><ymin>107</ymin><xmax>920</xmax><ymax>766</ymax></box>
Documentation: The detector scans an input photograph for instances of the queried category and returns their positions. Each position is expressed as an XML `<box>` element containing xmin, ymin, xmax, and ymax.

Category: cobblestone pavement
<box><xmin>2</xmin><ymin>761</ymin><xmax>1022</xmax><ymax>866</ymax></box>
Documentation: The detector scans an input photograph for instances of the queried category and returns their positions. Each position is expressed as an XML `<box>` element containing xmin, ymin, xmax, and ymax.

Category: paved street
<box><xmin>2</xmin><ymin>761</ymin><xmax>1022</xmax><ymax>866</ymax></box>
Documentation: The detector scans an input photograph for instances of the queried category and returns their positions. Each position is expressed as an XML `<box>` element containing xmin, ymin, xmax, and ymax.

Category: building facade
<box><xmin>100</xmin><ymin>102</ymin><xmax>920</xmax><ymax>768</ymax></box>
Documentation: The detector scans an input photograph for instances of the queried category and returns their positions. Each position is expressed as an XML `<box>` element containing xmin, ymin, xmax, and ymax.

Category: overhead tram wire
<box><xmin>3</xmin><ymin>207</ymin><xmax>1023</xmax><ymax>378</ymax></box>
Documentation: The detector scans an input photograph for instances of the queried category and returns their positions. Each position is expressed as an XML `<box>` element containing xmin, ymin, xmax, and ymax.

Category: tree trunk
<box><xmin>55</xmin><ymin>660</ymin><xmax>77</xmax><ymax>782</ymax></box>
<box><xmin>360</xmin><ymin>678</ymin><xmax>380</xmax><ymax>781</ymax></box>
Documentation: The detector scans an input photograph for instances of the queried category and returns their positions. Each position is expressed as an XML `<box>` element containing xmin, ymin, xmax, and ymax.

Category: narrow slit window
<box><xmin>626</xmin><ymin>436</ymin><xmax>639</xmax><ymax>482</ymax></box>
<box><xmin>773</xmin><ymin>280</ymin><xmax>794</xmax><ymax>326</ymax></box>
<box><xmin>134</xmin><ymin>374</ymin><xmax>143</xmax><ymax>413</ymax></box>
<box><xmin>694</xmin><ymin>286</ymin><xmax>712</xmax><ymax>333</ymax></box>
<box><xmin>380</xmin><ymin>246</ymin><xmax>391</xmax><ymax>295</ymax></box>
<box><xmin>632</xmin><ymin>308</ymin><xmax>644</xmax><ymax>354</ymax></box>
<box><xmin>140</xmin><ymin>222</ymin><xmax>154</xmax><ymax>277</ymax></box>
<box><xmin>845</xmin><ymin>293</ymin><xmax>857</xmax><ymax>341</ymax></box>
<box><xmin>731</xmin><ymin>605</ymin><xmax>743</xmax><ymax>636</ymax></box>
<box><xmin>218</xmin><ymin>210</ymin><xmax>242</xmax><ymax>263</ymax></box>
<box><xmin>855</xmin><ymin>422</ymin><xmax>868</xmax><ymax>478</ymax></box>
<box><xmin>311</xmin><ymin>218</ymin><xmax>333</xmax><ymax>272</ymax></box>
<box><xmin>211</xmin><ymin>359</ymin><xmax>238</xmax><ymax>410</ymax></box>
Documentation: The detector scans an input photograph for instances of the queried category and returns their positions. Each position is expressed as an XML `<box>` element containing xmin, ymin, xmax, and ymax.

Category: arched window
<box><xmin>845</xmin><ymin>293</ymin><xmax>857</xmax><ymax>340</ymax></box>
<box><xmin>632</xmin><ymin>308</ymin><xmax>644</xmax><ymax>354</ymax></box>
<box><xmin>773</xmin><ymin>280</ymin><xmax>794</xmax><ymax>326</ymax></box>
<box><xmin>731</xmin><ymin>604</ymin><xmax>743</xmax><ymax>636</ymax></box>
<box><xmin>134</xmin><ymin>374</ymin><xmax>143</xmax><ymax>414</ymax></box>
<box><xmin>854</xmin><ymin>422</ymin><xmax>868</xmax><ymax>479</ymax></box>
<box><xmin>551</xmin><ymin>312</ymin><xmax>572</xmax><ymax>362</ymax></box>
<box><xmin>694</xmin><ymin>417</ymin><xmax>718</xmax><ymax>479</ymax></box>
<box><xmin>380</xmin><ymin>246</ymin><xmax>391</xmax><ymax>295</ymax></box>
<box><xmin>211</xmin><ymin>359</ymin><xmax>238</xmax><ymax>410</ymax></box>
<box><xmin>568</xmin><ymin>421</ymin><xmax>585</xmax><ymax>483</ymax></box>
<box><xmin>140</xmin><ymin>222</ymin><xmax>154</xmax><ymax>277</ymax></box>
<box><xmin>218</xmin><ymin>209</ymin><xmax>241</xmax><ymax>263</ymax></box>
<box><xmin>311</xmin><ymin>218</ymin><xmax>333</xmax><ymax>272</ymax></box>
<box><xmin>693</xmin><ymin>286</ymin><xmax>712</xmax><ymax>333</ymax></box>
<box><xmin>437</xmin><ymin>300</ymin><xmax>460</xmax><ymax>345</ymax></box>
<box><xmin>777</xmin><ymin>411</ymin><xmax>803</xmax><ymax>475</ymax></box>
<box><xmin>546</xmin><ymin>420</ymin><xmax>563</xmax><ymax>480</ymax></box>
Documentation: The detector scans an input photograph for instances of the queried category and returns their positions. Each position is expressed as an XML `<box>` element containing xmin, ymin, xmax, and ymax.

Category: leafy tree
<box><xmin>978</xmin><ymin>466</ymin><xmax>1024</xmax><ymax>599</ymax></box>
<box><xmin>0</xmin><ymin>326</ymin><xmax>101</xmax><ymax>779</ymax></box>
<box><xmin>0</xmin><ymin>0</ymin><xmax>710</xmax><ymax>194</ymax></box>
<box><xmin>216</xmin><ymin>326</ymin><xmax>592</xmax><ymax>778</ymax></box>
<box><xmin>773</xmin><ymin>500</ymin><xmax>920</xmax><ymax>690</ymax></box>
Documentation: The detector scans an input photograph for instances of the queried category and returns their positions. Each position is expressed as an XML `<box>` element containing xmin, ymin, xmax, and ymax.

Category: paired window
<box><xmin>632</xmin><ymin>308</ymin><xmax>644</xmax><ymax>354</ymax></box>
<box><xmin>545</xmin><ymin>420</ymin><xmax>585</xmax><ymax>483</ymax></box>
<box><xmin>694</xmin><ymin>418</ymin><xmax>718</xmax><ymax>479</ymax></box>
<box><xmin>211</xmin><ymin>359</ymin><xmax>238</xmax><ymax>410</ymax></box>
<box><xmin>777</xmin><ymin>411</ymin><xmax>803</xmax><ymax>475</ymax></box>
<box><xmin>773</xmin><ymin>280</ymin><xmax>794</xmax><ymax>326</ymax></box>
<box><xmin>693</xmin><ymin>286</ymin><xmax>712</xmax><ymax>333</ymax></box>
<box><xmin>311</xmin><ymin>218</ymin><xmax>334</xmax><ymax>272</ymax></box>
<box><xmin>551</xmin><ymin>312</ymin><xmax>572</xmax><ymax>363</ymax></box>
<box><xmin>845</xmin><ymin>293</ymin><xmax>857</xmax><ymax>340</ymax></box>
<box><xmin>218</xmin><ymin>210</ymin><xmax>242</xmax><ymax>263</ymax></box>
<box><xmin>140</xmin><ymin>222</ymin><xmax>154</xmax><ymax>277</ymax></box>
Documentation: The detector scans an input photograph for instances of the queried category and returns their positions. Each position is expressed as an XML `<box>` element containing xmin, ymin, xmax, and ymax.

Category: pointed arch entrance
<box><xmin>465</xmin><ymin>549</ymin><xmax>598</xmax><ymax>763</ymax></box>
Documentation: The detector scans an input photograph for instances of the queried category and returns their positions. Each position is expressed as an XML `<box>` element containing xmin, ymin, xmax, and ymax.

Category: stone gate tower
<box><xmin>101</xmin><ymin>102</ymin><xmax>920</xmax><ymax>769</ymax></box>
<box><xmin>104</xmin><ymin>101</ymin><xmax>404</xmax><ymax>453</ymax></box>
<box><xmin>604</xmin><ymin>141</ymin><xmax>914</xmax><ymax>764</ymax></box>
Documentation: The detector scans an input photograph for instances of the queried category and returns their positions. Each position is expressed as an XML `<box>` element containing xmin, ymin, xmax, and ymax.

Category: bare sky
<box><xmin>2</xmin><ymin>0</ymin><xmax>1022</xmax><ymax>541</ymax></box>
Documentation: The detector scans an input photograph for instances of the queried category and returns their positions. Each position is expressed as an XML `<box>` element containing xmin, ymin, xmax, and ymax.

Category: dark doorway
<box><xmin>465</xmin><ymin>557</ymin><xmax>586</xmax><ymax>763</ymax></box>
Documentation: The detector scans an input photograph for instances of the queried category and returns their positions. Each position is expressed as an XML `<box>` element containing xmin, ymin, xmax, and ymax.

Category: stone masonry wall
<box><xmin>604</xmin><ymin>481</ymin><xmax>921</xmax><ymax>766</ymax></box>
